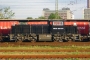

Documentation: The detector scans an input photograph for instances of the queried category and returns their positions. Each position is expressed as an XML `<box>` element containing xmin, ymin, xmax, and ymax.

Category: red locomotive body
<box><xmin>64</xmin><ymin>21</ymin><xmax>89</xmax><ymax>35</ymax></box>
<box><xmin>0</xmin><ymin>20</ymin><xmax>90</xmax><ymax>35</ymax></box>
<box><xmin>0</xmin><ymin>21</ymin><xmax>19</xmax><ymax>35</ymax></box>
<box><xmin>0</xmin><ymin>19</ymin><xmax>90</xmax><ymax>42</ymax></box>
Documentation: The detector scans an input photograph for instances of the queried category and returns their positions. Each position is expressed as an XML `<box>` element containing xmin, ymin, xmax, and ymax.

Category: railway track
<box><xmin>0</xmin><ymin>55</ymin><xmax>90</xmax><ymax>59</ymax></box>
<box><xmin>0</xmin><ymin>42</ymin><xmax>90</xmax><ymax>59</ymax></box>
<box><xmin>0</xmin><ymin>42</ymin><xmax>90</xmax><ymax>46</ymax></box>
<box><xmin>0</xmin><ymin>49</ymin><xmax>90</xmax><ymax>52</ymax></box>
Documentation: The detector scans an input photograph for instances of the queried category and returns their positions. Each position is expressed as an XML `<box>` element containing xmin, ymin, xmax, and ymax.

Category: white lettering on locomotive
<box><xmin>53</xmin><ymin>28</ymin><xmax>64</xmax><ymax>30</ymax></box>
<box><xmin>78</xmin><ymin>27</ymin><xmax>85</xmax><ymax>29</ymax></box>
<box><xmin>53</xmin><ymin>21</ymin><xmax>63</xmax><ymax>26</ymax></box>
<box><xmin>58</xmin><ymin>28</ymin><xmax>64</xmax><ymax>29</ymax></box>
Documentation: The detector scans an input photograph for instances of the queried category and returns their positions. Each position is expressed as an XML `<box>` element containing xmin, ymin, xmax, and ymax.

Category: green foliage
<box><xmin>38</xmin><ymin>16</ymin><xmax>46</xmax><ymax>19</ymax></box>
<box><xmin>48</xmin><ymin>13</ymin><xmax>56</xmax><ymax>19</ymax></box>
<box><xmin>48</xmin><ymin>13</ymin><xmax>62</xmax><ymax>19</ymax></box>
<box><xmin>0</xmin><ymin>7</ymin><xmax>15</xmax><ymax>19</ymax></box>
<box><xmin>27</xmin><ymin>17</ymin><xmax>33</xmax><ymax>19</ymax></box>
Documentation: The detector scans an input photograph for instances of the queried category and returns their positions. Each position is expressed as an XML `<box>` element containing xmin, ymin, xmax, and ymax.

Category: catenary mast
<box><xmin>55</xmin><ymin>0</ymin><xmax>58</xmax><ymax>19</ymax></box>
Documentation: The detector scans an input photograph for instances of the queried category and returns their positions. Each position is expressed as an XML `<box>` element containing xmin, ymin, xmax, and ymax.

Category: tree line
<box><xmin>0</xmin><ymin>7</ymin><xmax>62</xmax><ymax>19</ymax></box>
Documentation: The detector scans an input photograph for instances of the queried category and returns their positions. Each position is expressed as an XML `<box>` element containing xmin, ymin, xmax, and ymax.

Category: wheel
<box><xmin>58</xmin><ymin>39</ymin><xmax>63</xmax><ymax>42</ymax></box>
<box><xmin>31</xmin><ymin>39</ymin><xmax>36</xmax><ymax>42</ymax></box>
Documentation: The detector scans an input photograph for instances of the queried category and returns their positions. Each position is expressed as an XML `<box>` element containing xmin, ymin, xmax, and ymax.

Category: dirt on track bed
<box><xmin>0</xmin><ymin>42</ymin><xmax>90</xmax><ymax>46</ymax></box>
<box><xmin>0</xmin><ymin>49</ymin><xmax>90</xmax><ymax>52</ymax></box>
<box><xmin>0</xmin><ymin>55</ymin><xmax>90</xmax><ymax>59</ymax></box>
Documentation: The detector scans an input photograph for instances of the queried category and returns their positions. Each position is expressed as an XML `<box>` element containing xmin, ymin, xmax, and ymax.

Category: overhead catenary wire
<box><xmin>0</xmin><ymin>0</ymin><xmax>86</xmax><ymax>19</ymax></box>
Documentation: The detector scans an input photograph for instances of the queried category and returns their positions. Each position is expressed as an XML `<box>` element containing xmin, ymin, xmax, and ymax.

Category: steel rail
<box><xmin>0</xmin><ymin>55</ymin><xmax>90</xmax><ymax>58</ymax></box>
<box><xmin>0</xmin><ymin>49</ymin><xmax>90</xmax><ymax>52</ymax></box>
<box><xmin>0</xmin><ymin>42</ymin><xmax>90</xmax><ymax>46</ymax></box>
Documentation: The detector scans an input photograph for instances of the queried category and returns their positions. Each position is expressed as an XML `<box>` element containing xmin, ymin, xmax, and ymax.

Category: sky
<box><xmin>0</xmin><ymin>0</ymin><xmax>87</xmax><ymax>19</ymax></box>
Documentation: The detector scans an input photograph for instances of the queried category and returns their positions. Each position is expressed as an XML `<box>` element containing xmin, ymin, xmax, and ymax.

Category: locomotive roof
<box><xmin>0</xmin><ymin>19</ymin><xmax>90</xmax><ymax>22</ymax></box>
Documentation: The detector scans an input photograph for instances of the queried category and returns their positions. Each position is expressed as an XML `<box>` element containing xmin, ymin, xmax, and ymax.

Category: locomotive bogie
<box><xmin>52</xmin><ymin>33</ymin><xmax>63</xmax><ymax>42</ymax></box>
<box><xmin>0</xmin><ymin>33</ymin><xmax>3</xmax><ymax>42</ymax></box>
<box><xmin>72</xmin><ymin>34</ymin><xmax>81</xmax><ymax>42</ymax></box>
<box><xmin>30</xmin><ymin>34</ymin><xmax>37</xmax><ymax>42</ymax></box>
<box><xmin>9</xmin><ymin>34</ymin><xmax>16</xmax><ymax>41</ymax></box>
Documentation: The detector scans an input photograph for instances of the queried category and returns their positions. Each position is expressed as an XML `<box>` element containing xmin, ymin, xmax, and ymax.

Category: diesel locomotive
<box><xmin>0</xmin><ymin>19</ymin><xmax>90</xmax><ymax>42</ymax></box>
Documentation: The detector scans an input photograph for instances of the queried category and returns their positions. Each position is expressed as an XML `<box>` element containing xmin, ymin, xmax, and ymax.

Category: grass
<box><xmin>0</xmin><ymin>45</ymin><xmax>90</xmax><ymax>50</ymax></box>
<box><xmin>0</xmin><ymin>52</ymin><xmax>90</xmax><ymax>55</ymax></box>
<box><xmin>0</xmin><ymin>45</ymin><xmax>90</xmax><ymax>56</ymax></box>
<box><xmin>0</xmin><ymin>45</ymin><xmax>90</xmax><ymax>59</ymax></box>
